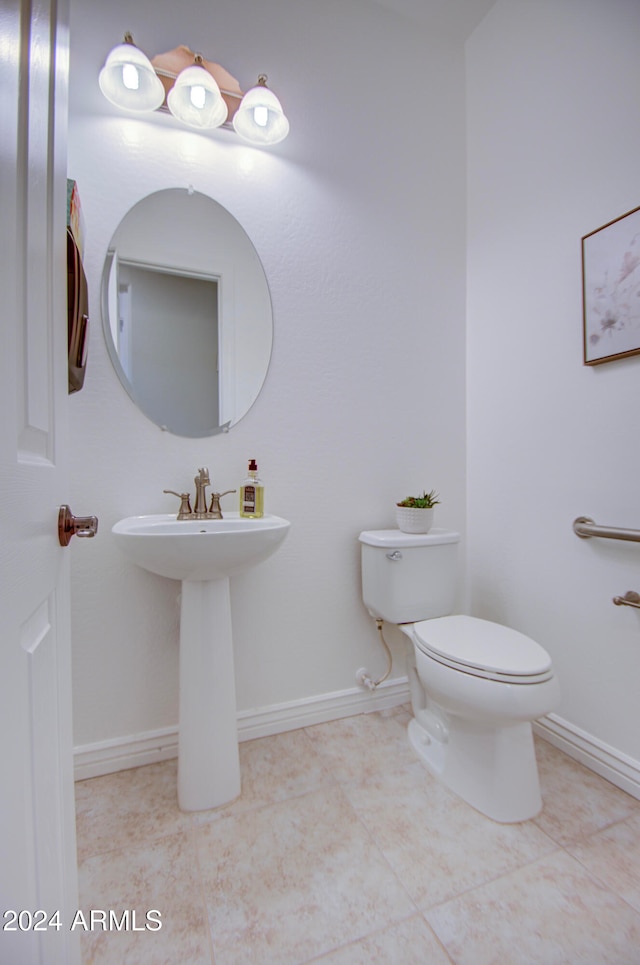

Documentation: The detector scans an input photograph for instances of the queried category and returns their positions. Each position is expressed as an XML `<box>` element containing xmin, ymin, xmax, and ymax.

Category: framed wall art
<box><xmin>582</xmin><ymin>204</ymin><xmax>640</xmax><ymax>365</ymax></box>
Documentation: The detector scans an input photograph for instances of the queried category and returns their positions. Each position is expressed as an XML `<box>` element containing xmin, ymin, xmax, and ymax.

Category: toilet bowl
<box><xmin>359</xmin><ymin>528</ymin><xmax>560</xmax><ymax>823</ymax></box>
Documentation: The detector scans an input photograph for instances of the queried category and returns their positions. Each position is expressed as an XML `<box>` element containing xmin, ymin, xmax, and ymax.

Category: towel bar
<box><xmin>613</xmin><ymin>591</ymin><xmax>640</xmax><ymax>609</ymax></box>
<box><xmin>573</xmin><ymin>516</ymin><xmax>640</xmax><ymax>543</ymax></box>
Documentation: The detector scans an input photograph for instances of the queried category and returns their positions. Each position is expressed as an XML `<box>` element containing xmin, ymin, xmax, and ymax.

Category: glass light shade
<box><xmin>167</xmin><ymin>65</ymin><xmax>228</xmax><ymax>130</ymax></box>
<box><xmin>233</xmin><ymin>78</ymin><xmax>289</xmax><ymax>145</ymax></box>
<box><xmin>99</xmin><ymin>41</ymin><xmax>165</xmax><ymax>113</ymax></box>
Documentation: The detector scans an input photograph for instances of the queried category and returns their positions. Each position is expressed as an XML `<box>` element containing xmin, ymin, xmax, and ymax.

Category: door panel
<box><xmin>0</xmin><ymin>1</ymin><xmax>80</xmax><ymax>962</ymax></box>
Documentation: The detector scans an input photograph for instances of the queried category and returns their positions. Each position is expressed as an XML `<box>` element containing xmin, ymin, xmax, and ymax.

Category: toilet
<box><xmin>359</xmin><ymin>527</ymin><xmax>560</xmax><ymax>823</ymax></box>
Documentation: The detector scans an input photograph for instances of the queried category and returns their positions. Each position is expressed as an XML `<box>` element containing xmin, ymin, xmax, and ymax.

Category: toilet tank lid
<box><xmin>359</xmin><ymin>528</ymin><xmax>460</xmax><ymax>548</ymax></box>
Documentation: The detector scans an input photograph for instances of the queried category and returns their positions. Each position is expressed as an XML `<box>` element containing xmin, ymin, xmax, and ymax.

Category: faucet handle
<box><xmin>208</xmin><ymin>489</ymin><xmax>237</xmax><ymax>519</ymax></box>
<box><xmin>163</xmin><ymin>489</ymin><xmax>192</xmax><ymax>519</ymax></box>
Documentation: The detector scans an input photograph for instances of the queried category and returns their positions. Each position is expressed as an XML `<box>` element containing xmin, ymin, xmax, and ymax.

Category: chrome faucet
<box><xmin>164</xmin><ymin>468</ymin><xmax>236</xmax><ymax>520</ymax></box>
<box><xmin>193</xmin><ymin>467</ymin><xmax>210</xmax><ymax>518</ymax></box>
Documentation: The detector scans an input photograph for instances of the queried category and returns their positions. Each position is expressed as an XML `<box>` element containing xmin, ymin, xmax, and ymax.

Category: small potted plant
<box><xmin>396</xmin><ymin>488</ymin><xmax>440</xmax><ymax>534</ymax></box>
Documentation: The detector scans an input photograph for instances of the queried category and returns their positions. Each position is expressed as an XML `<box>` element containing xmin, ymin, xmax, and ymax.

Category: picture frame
<box><xmin>582</xmin><ymin>204</ymin><xmax>640</xmax><ymax>365</ymax></box>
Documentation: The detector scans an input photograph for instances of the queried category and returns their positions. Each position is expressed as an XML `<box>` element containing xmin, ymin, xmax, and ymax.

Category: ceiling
<box><xmin>368</xmin><ymin>0</ymin><xmax>497</xmax><ymax>40</ymax></box>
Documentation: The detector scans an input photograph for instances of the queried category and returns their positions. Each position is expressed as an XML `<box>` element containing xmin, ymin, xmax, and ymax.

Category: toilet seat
<box><xmin>412</xmin><ymin>615</ymin><xmax>554</xmax><ymax>684</ymax></box>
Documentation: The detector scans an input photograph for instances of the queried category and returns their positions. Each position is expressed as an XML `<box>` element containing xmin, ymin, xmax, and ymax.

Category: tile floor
<box><xmin>75</xmin><ymin>707</ymin><xmax>640</xmax><ymax>964</ymax></box>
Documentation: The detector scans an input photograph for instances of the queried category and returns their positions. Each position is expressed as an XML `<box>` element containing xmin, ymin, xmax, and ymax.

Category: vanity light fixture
<box><xmin>166</xmin><ymin>54</ymin><xmax>227</xmax><ymax>130</ymax></box>
<box><xmin>99</xmin><ymin>37</ymin><xmax>290</xmax><ymax>145</ymax></box>
<box><xmin>233</xmin><ymin>75</ymin><xmax>290</xmax><ymax>146</ymax></box>
<box><xmin>98</xmin><ymin>33</ymin><xmax>165</xmax><ymax>113</ymax></box>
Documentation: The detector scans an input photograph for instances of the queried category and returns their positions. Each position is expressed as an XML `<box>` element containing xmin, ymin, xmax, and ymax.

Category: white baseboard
<box><xmin>534</xmin><ymin>713</ymin><xmax>640</xmax><ymax>801</ymax></box>
<box><xmin>74</xmin><ymin>676</ymin><xmax>411</xmax><ymax>782</ymax></box>
<box><xmin>75</xmin><ymin>687</ymin><xmax>640</xmax><ymax>802</ymax></box>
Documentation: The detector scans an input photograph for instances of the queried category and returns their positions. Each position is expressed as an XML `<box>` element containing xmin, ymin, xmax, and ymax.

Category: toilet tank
<box><xmin>359</xmin><ymin>528</ymin><xmax>460</xmax><ymax>624</ymax></box>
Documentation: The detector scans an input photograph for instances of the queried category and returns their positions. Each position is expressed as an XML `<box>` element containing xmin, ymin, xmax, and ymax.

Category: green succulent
<box><xmin>397</xmin><ymin>488</ymin><xmax>441</xmax><ymax>509</ymax></box>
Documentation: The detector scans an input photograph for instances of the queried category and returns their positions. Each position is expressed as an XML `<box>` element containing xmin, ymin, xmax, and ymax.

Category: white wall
<box><xmin>467</xmin><ymin>0</ymin><xmax>640</xmax><ymax>775</ymax></box>
<box><xmin>67</xmin><ymin>0</ymin><xmax>467</xmax><ymax>755</ymax></box>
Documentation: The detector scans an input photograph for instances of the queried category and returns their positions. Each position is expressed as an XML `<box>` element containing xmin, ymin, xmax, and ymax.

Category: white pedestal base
<box><xmin>177</xmin><ymin>578</ymin><xmax>241</xmax><ymax>811</ymax></box>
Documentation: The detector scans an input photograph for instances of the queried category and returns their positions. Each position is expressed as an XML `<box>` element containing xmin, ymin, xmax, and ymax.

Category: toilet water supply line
<box><xmin>357</xmin><ymin>619</ymin><xmax>393</xmax><ymax>691</ymax></box>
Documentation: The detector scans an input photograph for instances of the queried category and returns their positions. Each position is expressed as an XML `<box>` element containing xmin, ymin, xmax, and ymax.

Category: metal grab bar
<box><xmin>613</xmin><ymin>591</ymin><xmax>640</xmax><ymax>609</ymax></box>
<box><xmin>573</xmin><ymin>516</ymin><xmax>640</xmax><ymax>543</ymax></box>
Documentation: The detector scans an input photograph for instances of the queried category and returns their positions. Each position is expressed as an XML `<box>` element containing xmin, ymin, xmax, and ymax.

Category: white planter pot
<box><xmin>396</xmin><ymin>506</ymin><xmax>435</xmax><ymax>534</ymax></box>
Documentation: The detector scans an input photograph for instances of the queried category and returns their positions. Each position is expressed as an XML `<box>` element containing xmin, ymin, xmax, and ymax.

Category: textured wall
<box><xmin>68</xmin><ymin>0</ymin><xmax>467</xmax><ymax>748</ymax></box>
<box><xmin>466</xmin><ymin>0</ymin><xmax>640</xmax><ymax>763</ymax></box>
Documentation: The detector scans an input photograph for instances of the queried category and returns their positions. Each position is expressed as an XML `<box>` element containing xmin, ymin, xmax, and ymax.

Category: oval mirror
<box><xmin>101</xmin><ymin>188</ymin><xmax>273</xmax><ymax>437</ymax></box>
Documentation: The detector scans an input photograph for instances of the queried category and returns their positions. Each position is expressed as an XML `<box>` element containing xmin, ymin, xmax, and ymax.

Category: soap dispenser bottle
<box><xmin>240</xmin><ymin>459</ymin><xmax>264</xmax><ymax>518</ymax></box>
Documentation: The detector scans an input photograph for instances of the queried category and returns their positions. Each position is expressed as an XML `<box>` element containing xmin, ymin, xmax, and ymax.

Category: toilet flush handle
<box><xmin>386</xmin><ymin>550</ymin><xmax>402</xmax><ymax>561</ymax></box>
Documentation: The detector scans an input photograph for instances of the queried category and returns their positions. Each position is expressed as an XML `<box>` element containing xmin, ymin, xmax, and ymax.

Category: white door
<box><xmin>0</xmin><ymin>1</ymin><xmax>81</xmax><ymax>963</ymax></box>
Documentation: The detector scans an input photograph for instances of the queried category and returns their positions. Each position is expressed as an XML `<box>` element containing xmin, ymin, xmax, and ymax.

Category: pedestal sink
<box><xmin>112</xmin><ymin>512</ymin><xmax>290</xmax><ymax>811</ymax></box>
